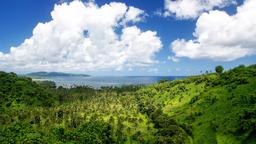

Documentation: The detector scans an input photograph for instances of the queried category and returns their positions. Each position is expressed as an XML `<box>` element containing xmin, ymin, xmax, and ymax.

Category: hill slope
<box><xmin>136</xmin><ymin>64</ymin><xmax>256</xmax><ymax>143</ymax></box>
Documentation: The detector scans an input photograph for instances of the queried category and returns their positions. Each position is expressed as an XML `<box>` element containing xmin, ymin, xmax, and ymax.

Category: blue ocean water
<box><xmin>36</xmin><ymin>76</ymin><xmax>185</xmax><ymax>88</ymax></box>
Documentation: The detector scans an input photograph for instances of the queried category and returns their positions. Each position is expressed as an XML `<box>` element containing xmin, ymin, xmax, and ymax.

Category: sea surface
<box><xmin>33</xmin><ymin>76</ymin><xmax>185</xmax><ymax>88</ymax></box>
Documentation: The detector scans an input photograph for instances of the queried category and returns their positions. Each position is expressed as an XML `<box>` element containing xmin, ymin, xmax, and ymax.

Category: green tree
<box><xmin>215</xmin><ymin>65</ymin><xmax>224</xmax><ymax>75</ymax></box>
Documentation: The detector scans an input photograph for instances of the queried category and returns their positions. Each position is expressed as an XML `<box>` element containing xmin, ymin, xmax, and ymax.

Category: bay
<box><xmin>33</xmin><ymin>76</ymin><xmax>185</xmax><ymax>88</ymax></box>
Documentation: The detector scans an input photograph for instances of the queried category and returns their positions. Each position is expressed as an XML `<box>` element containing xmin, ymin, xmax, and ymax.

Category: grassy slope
<box><xmin>137</xmin><ymin>65</ymin><xmax>256</xmax><ymax>144</ymax></box>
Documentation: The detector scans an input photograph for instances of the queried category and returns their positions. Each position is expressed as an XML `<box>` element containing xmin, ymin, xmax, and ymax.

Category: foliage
<box><xmin>215</xmin><ymin>65</ymin><xmax>224</xmax><ymax>75</ymax></box>
<box><xmin>52</xmin><ymin>121</ymin><xmax>112</xmax><ymax>143</ymax></box>
<box><xmin>0</xmin><ymin>72</ymin><xmax>56</xmax><ymax>107</ymax></box>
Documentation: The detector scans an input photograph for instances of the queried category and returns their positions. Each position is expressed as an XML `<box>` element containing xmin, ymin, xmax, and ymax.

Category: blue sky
<box><xmin>0</xmin><ymin>0</ymin><xmax>255</xmax><ymax>76</ymax></box>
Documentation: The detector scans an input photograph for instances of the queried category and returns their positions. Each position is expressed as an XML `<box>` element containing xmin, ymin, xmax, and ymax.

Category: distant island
<box><xmin>25</xmin><ymin>72</ymin><xmax>90</xmax><ymax>77</ymax></box>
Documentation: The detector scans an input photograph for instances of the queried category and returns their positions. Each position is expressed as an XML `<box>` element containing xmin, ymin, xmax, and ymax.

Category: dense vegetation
<box><xmin>0</xmin><ymin>65</ymin><xmax>256</xmax><ymax>143</ymax></box>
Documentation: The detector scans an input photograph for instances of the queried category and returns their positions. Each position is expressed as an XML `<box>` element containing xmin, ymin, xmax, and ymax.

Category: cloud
<box><xmin>123</xmin><ymin>6</ymin><xmax>145</xmax><ymax>23</ymax></box>
<box><xmin>171</xmin><ymin>0</ymin><xmax>256</xmax><ymax>61</ymax></box>
<box><xmin>164</xmin><ymin>0</ymin><xmax>236</xmax><ymax>19</ymax></box>
<box><xmin>0</xmin><ymin>1</ymin><xmax>162</xmax><ymax>72</ymax></box>
<box><xmin>153</xmin><ymin>9</ymin><xmax>164</xmax><ymax>17</ymax></box>
<box><xmin>167</xmin><ymin>56</ymin><xmax>179</xmax><ymax>62</ymax></box>
<box><xmin>147</xmin><ymin>68</ymin><xmax>158</xmax><ymax>73</ymax></box>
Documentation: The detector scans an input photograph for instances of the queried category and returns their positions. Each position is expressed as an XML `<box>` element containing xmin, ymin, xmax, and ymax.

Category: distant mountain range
<box><xmin>25</xmin><ymin>72</ymin><xmax>90</xmax><ymax>77</ymax></box>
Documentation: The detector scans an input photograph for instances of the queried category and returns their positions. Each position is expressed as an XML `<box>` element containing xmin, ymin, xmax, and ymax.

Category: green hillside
<box><xmin>136</xmin><ymin>64</ymin><xmax>256</xmax><ymax>144</ymax></box>
<box><xmin>0</xmin><ymin>65</ymin><xmax>256</xmax><ymax>143</ymax></box>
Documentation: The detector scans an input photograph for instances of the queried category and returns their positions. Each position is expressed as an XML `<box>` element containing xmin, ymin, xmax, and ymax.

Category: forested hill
<box><xmin>0</xmin><ymin>65</ymin><xmax>256</xmax><ymax>143</ymax></box>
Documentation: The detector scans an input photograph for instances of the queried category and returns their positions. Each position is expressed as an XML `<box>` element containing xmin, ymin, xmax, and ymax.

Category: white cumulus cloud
<box><xmin>0</xmin><ymin>1</ymin><xmax>162</xmax><ymax>72</ymax></box>
<box><xmin>164</xmin><ymin>0</ymin><xmax>236</xmax><ymax>19</ymax></box>
<box><xmin>171</xmin><ymin>0</ymin><xmax>256</xmax><ymax>61</ymax></box>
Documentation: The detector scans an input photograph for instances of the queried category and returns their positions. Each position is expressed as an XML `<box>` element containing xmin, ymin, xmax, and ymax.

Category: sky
<box><xmin>0</xmin><ymin>0</ymin><xmax>255</xmax><ymax>76</ymax></box>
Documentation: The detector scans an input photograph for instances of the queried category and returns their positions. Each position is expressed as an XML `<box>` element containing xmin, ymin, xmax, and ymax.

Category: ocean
<box><xmin>33</xmin><ymin>76</ymin><xmax>185</xmax><ymax>88</ymax></box>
